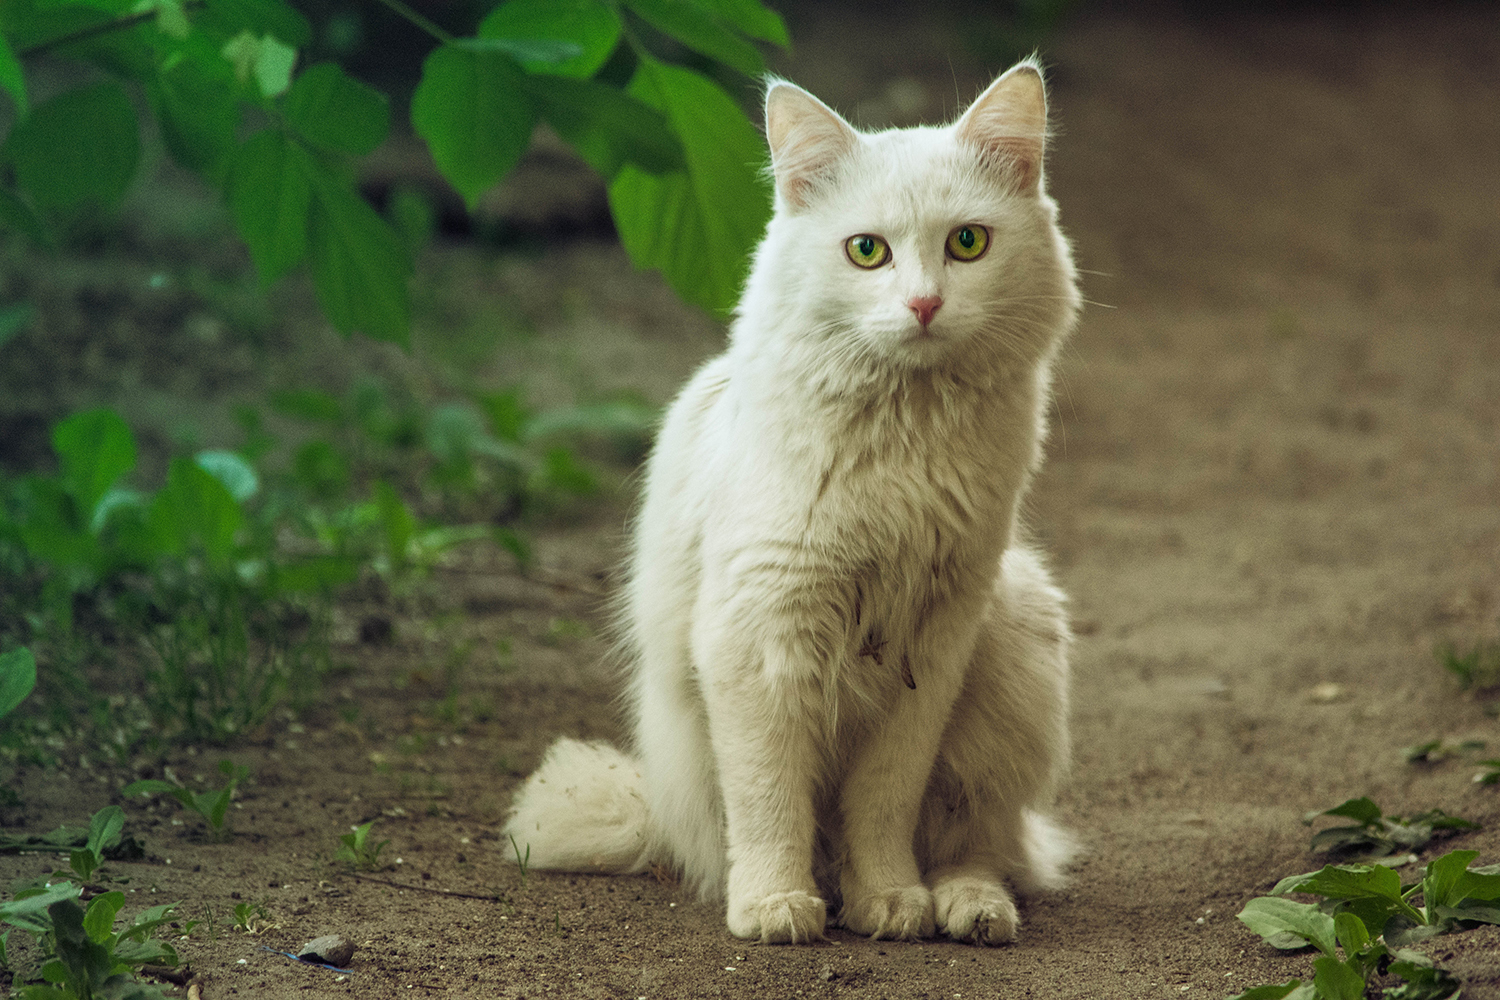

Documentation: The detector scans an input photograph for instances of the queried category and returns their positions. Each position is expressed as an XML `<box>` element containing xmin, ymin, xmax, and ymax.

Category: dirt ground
<box><xmin>4</xmin><ymin>1</ymin><xmax>1500</xmax><ymax>998</ymax></box>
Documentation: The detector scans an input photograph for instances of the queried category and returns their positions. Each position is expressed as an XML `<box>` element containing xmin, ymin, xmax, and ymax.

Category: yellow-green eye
<box><xmin>946</xmin><ymin>225</ymin><xmax>990</xmax><ymax>262</ymax></box>
<box><xmin>845</xmin><ymin>234</ymin><xmax>891</xmax><ymax>269</ymax></box>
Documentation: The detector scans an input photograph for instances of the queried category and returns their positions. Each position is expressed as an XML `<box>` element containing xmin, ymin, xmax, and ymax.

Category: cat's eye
<box><xmin>945</xmin><ymin>225</ymin><xmax>990</xmax><ymax>262</ymax></box>
<box><xmin>844</xmin><ymin>234</ymin><xmax>891</xmax><ymax>269</ymax></box>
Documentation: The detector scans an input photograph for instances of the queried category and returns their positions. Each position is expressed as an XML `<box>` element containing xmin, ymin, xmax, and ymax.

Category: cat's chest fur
<box><xmin>681</xmin><ymin>354</ymin><xmax>1041</xmax><ymax>702</ymax></box>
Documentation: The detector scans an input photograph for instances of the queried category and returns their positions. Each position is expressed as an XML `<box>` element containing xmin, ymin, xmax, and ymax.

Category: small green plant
<box><xmin>55</xmin><ymin>807</ymin><xmax>126</xmax><ymax>886</ymax></box>
<box><xmin>0</xmin><ymin>647</ymin><xmax>36</xmax><ymax>723</ymax></box>
<box><xmin>122</xmin><ymin>760</ymin><xmax>248</xmax><ymax>841</ymax></box>
<box><xmin>0</xmin><ymin>809</ymin><xmax>143</xmax><ymax>862</ymax></box>
<box><xmin>510</xmin><ymin>833</ymin><xmax>531</xmax><ymax>888</ymax></box>
<box><xmin>1303</xmin><ymin>798</ymin><xmax>1479</xmax><ymax>858</ymax></box>
<box><xmin>1403</xmin><ymin>739</ymin><xmax>1487</xmax><ymax>764</ymax></box>
<box><xmin>0</xmin><ymin>408</ymin><xmax>340</xmax><ymax>744</ymax></box>
<box><xmin>1440</xmin><ymin>639</ymin><xmax>1500</xmax><ymax>694</ymax></box>
<box><xmin>0</xmin><ymin>881</ymin><xmax>181</xmax><ymax>999</ymax></box>
<box><xmin>228</xmin><ymin>900</ymin><xmax>273</xmax><ymax>935</ymax></box>
<box><xmin>334</xmin><ymin>820</ymin><xmax>391</xmax><ymax>871</ymax></box>
<box><xmin>1233</xmin><ymin>850</ymin><xmax>1500</xmax><ymax>999</ymax></box>
<box><xmin>1474</xmin><ymin>759</ymin><xmax>1500</xmax><ymax>786</ymax></box>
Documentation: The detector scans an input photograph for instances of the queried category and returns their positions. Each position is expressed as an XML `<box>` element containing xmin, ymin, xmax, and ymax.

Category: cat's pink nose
<box><xmin>907</xmin><ymin>295</ymin><xmax>943</xmax><ymax>326</ymax></box>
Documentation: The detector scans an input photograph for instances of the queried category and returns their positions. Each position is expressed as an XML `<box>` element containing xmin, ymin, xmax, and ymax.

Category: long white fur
<box><xmin>504</xmin><ymin>58</ymin><xmax>1080</xmax><ymax>946</ymax></box>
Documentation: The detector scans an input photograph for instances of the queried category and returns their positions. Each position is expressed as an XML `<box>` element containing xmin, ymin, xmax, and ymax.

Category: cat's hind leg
<box><xmin>919</xmin><ymin>546</ymin><xmax>1073</xmax><ymax>946</ymax></box>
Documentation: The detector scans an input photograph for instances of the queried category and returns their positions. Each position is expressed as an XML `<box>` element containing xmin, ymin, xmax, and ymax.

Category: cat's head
<box><xmin>739</xmin><ymin>60</ymin><xmax>1078</xmax><ymax>384</ymax></box>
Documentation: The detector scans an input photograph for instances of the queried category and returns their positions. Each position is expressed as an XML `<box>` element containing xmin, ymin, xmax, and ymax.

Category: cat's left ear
<box><xmin>765</xmin><ymin>79</ymin><xmax>859</xmax><ymax>210</ymax></box>
<box><xmin>955</xmin><ymin>61</ymin><xmax>1048</xmax><ymax>193</ymax></box>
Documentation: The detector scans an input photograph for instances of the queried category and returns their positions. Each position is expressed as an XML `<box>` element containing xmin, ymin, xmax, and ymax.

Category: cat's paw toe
<box><xmin>727</xmin><ymin>890</ymin><xmax>827</xmax><ymax>944</ymax></box>
<box><xmin>838</xmin><ymin>885</ymin><xmax>935</xmax><ymax>940</ymax></box>
<box><xmin>933</xmin><ymin>876</ymin><xmax>1019</xmax><ymax>946</ymax></box>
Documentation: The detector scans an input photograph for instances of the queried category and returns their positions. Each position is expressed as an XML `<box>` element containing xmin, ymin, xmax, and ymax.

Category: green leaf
<box><xmin>48</xmin><ymin>898</ymin><xmax>114</xmax><ymax>993</ymax></box>
<box><xmin>1455</xmin><ymin>862</ymin><xmax>1500</xmax><ymax>902</ymax></box>
<box><xmin>0</xmin><ymin>647</ymin><xmax>37</xmax><ymax>719</ymax></box>
<box><xmin>284</xmin><ymin>62</ymin><xmax>390</xmax><ymax>156</ymax></box>
<box><xmin>1305</xmin><ymin>797</ymin><xmax>1383</xmax><ymax>827</ymax></box>
<box><xmin>412</xmin><ymin>45</ymin><xmax>537</xmax><ymax>208</ymax></box>
<box><xmin>149</xmin><ymin>53</ymin><xmax>240</xmax><ymax>177</ymax></box>
<box><xmin>1237</xmin><ymin>896</ymin><xmax>1337</xmax><ymax>956</ymax></box>
<box><xmin>112</xmin><ymin>936</ymin><xmax>179</xmax><ymax>968</ymax></box>
<box><xmin>29</xmin><ymin>0</ymin><xmax>131</xmax><ymax>11</ymax></box>
<box><xmin>229</xmin><ymin>130</ymin><xmax>312</xmax><ymax>283</ymax></box>
<box><xmin>53</xmin><ymin>408</ymin><xmax>136</xmax><ymax>525</ymax></box>
<box><xmin>1227</xmin><ymin>981</ymin><xmax>1313</xmax><ymax>1000</ymax></box>
<box><xmin>68</xmin><ymin>852</ymin><xmax>95</xmax><ymax>882</ymax></box>
<box><xmin>0</xmin><ymin>37</ymin><xmax>26</xmax><ymax>114</ymax></box>
<box><xmin>13</xmin><ymin>475</ymin><xmax>99</xmax><ymax>572</ymax></box>
<box><xmin>1310</xmin><ymin>955</ymin><xmax>1365</xmax><ymax>1000</ymax></box>
<box><xmin>306</xmin><ymin>168</ymin><xmax>412</xmax><ymax>345</ymax></box>
<box><xmin>451</xmin><ymin>37</ymin><xmax>582</xmax><ymax>63</ymax></box>
<box><xmin>1332</xmin><ymin>911</ymin><xmax>1369</xmax><ymax>956</ymax></box>
<box><xmin>477</xmin><ymin>0</ymin><xmax>621</xmax><ymax>77</ymax></box>
<box><xmin>85</xmin><ymin>806</ymin><xmax>125</xmax><ymax>859</ymax></box>
<box><xmin>198</xmin><ymin>786</ymin><xmax>232</xmax><ymax>829</ymax></box>
<box><xmin>204</xmin><ymin>0</ymin><xmax>312</xmax><ymax>47</ymax></box>
<box><xmin>1422</xmin><ymin>850</ymin><xmax>1478</xmax><ymax>915</ymax></box>
<box><xmin>608</xmin><ymin>59</ymin><xmax>771</xmax><ymax>314</ymax></box>
<box><xmin>1386</xmin><ymin>950</ymin><xmax>1463</xmax><ymax>1000</ymax></box>
<box><xmin>1433</xmin><ymin>901</ymin><xmax>1500</xmax><ymax>925</ymax></box>
<box><xmin>692</xmin><ymin>0</ymin><xmax>789</xmax><ymax>46</ymax></box>
<box><xmin>34</xmin><ymin>966</ymin><xmax>71</xmax><ymax>991</ymax></box>
<box><xmin>374</xmin><ymin>482</ymin><xmax>416</xmax><ymax>573</ymax></box>
<box><xmin>623</xmin><ymin>0</ymin><xmax>764</xmax><ymax>76</ymax></box>
<box><xmin>0</xmin><ymin>187</ymin><xmax>48</xmax><ymax>244</ymax></box>
<box><xmin>220</xmin><ymin>30</ymin><xmax>297</xmax><ymax>98</ymax></box>
<box><xmin>82</xmin><ymin>892</ymin><xmax>123</xmax><ymax>943</ymax></box>
<box><xmin>5</xmin><ymin>82</ymin><xmax>139</xmax><ymax>211</ymax></box>
<box><xmin>194</xmin><ymin>450</ymin><xmax>259</xmax><ymax>503</ymax></box>
<box><xmin>149</xmin><ymin>457</ymin><xmax>243</xmax><ymax>566</ymax></box>
<box><xmin>1380</xmin><ymin>913</ymin><xmax>1445</xmax><ymax>948</ymax></box>
<box><xmin>1272</xmin><ymin>863</ymin><xmax>1408</xmax><ymax>906</ymax></box>
<box><xmin>118</xmin><ymin>902</ymin><xmax>180</xmax><ymax>943</ymax></box>
<box><xmin>527</xmin><ymin>75</ymin><xmax>684</xmax><ymax>177</ymax></box>
<box><xmin>0</xmin><ymin>882</ymin><xmax>80</xmax><ymax>935</ymax></box>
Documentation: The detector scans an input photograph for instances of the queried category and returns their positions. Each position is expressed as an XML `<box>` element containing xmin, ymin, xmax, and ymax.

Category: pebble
<box><xmin>298</xmin><ymin>934</ymin><xmax>356</xmax><ymax>968</ymax></box>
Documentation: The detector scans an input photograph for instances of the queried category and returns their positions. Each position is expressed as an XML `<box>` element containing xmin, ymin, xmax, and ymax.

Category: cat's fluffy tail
<box><xmin>1012</xmin><ymin>809</ymin><xmax>1079</xmax><ymax>894</ymax></box>
<box><xmin>502</xmin><ymin>738</ymin><xmax>658</xmax><ymax>875</ymax></box>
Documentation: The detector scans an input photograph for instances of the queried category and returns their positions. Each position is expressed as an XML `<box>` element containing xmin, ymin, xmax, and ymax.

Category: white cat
<box><xmin>503</xmin><ymin>58</ymin><xmax>1080</xmax><ymax>946</ymax></box>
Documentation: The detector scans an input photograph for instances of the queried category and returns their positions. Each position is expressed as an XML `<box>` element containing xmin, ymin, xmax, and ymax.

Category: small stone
<box><xmin>1306</xmin><ymin>682</ymin><xmax>1346</xmax><ymax>703</ymax></box>
<box><xmin>297</xmin><ymin>934</ymin><xmax>355</xmax><ymax>968</ymax></box>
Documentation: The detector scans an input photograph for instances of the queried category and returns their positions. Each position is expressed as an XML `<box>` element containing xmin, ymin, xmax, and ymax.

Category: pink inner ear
<box><xmin>956</xmin><ymin>67</ymin><xmax>1048</xmax><ymax>191</ymax></box>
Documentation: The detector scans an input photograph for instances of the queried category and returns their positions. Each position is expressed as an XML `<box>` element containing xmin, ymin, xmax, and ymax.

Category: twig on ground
<box><xmin>346</xmin><ymin>872</ymin><xmax>504</xmax><ymax>901</ymax></box>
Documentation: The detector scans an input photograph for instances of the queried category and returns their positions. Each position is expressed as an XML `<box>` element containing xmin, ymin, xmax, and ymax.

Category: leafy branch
<box><xmin>0</xmin><ymin>0</ymin><xmax>788</xmax><ymax>345</ymax></box>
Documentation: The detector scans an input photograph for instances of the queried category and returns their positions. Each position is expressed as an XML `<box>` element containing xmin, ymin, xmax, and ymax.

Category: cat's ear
<box><xmin>764</xmin><ymin>80</ymin><xmax>859</xmax><ymax>210</ymax></box>
<box><xmin>955</xmin><ymin>61</ymin><xmax>1048</xmax><ymax>193</ymax></box>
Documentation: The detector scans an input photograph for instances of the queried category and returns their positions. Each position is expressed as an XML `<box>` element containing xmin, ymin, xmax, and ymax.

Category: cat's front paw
<box><xmin>837</xmin><ymin>885</ymin><xmax>935</xmax><ymax>940</ymax></box>
<box><xmin>727</xmin><ymin>890</ymin><xmax>827</xmax><ymax>944</ymax></box>
<box><xmin>933</xmin><ymin>875</ymin><xmax>1019</xmax><ymax>946</ymax></box>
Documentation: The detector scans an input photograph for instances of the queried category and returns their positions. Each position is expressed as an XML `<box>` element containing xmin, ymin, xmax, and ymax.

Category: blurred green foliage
<box><xmin>0</xmin><ymin>0</ymin><xmax>787</xmax><ymax>331</ymax></box>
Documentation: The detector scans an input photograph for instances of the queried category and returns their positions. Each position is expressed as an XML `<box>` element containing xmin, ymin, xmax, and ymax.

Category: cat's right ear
<box><xmin>764</xmin><ymin>80</ymin><xmax>858</xmax><ymax>210</ymax></box>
